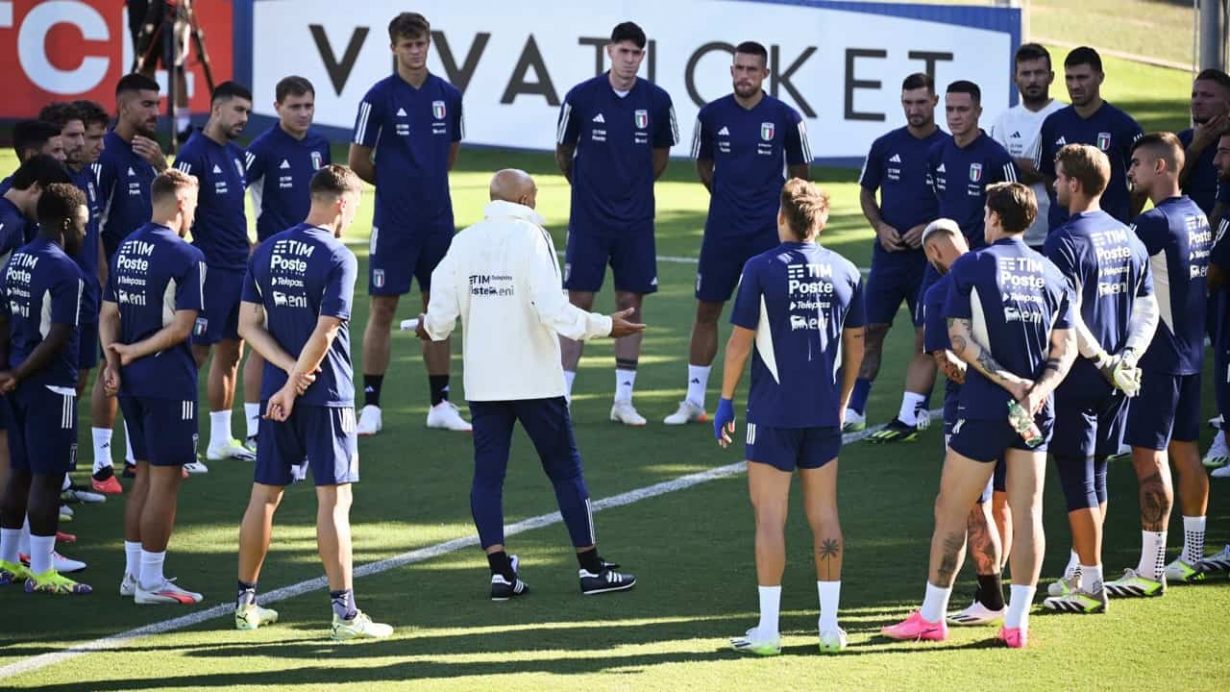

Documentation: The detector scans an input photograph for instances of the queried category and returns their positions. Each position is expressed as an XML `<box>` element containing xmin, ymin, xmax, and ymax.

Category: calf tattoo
<box><xmin>1138</xmin><ymin>469</ymin><xmax>1171</xmax><ymax>532</ymax></box>
<box><xmin>936</xmin><ymin>531</ymin><xmax>965</xmax><ymax>585</ymax></box>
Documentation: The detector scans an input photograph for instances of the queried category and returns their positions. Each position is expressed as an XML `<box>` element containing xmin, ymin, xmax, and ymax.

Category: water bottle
<box><xmin>1007</xmin><ymin>400</ymin><xmax>1043</xmax><ymax>448</ymax></box>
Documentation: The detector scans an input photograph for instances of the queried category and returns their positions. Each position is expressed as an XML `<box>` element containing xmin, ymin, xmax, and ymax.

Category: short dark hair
<box><xmin>310</xmin><ymin>164</ymin><xmax>363</xmax><ymax>199</ymax></box>
<box><xmin>735</xmin><ymin>41</ymin><xmax>768</xmax><ymax>63</ymax></box>
<box><xmin>1195</xmin><ymin>68</ymin><xmax>1230</xmax><ymax>94</ymax></box>
<box><xmin>9</xmin><ymin>154</ymin><xmax>72</xmax><ymax>192</ymax></box>
<box><xmin>275</xmin><ymin>76</ymin><xmax>315</xmax><ymax>103</ymax></box>
<box><xmin>610</xmin><ymin>21</ymin><xmax>646</xmax><ymax>49</ymax></box>
<box><xmin>779</xmin><ymin>178</ymin><xmax>830</xmax><ymax>240</ymax></box>
<box><xmin>71</xmin><ymin>100</ymin><xmax>110</xmax><ymax>128</ymax></box>
<box><xmin>36</xmin><ymin>182</ymin><xmax>86</xmax><ymax>231</ymax></box>
<box><xmin>946</xmin><ymin>80</ymin><xmax>982</xmax><ymax>103</ymax></box>
<box><xmin>1015</xmin><ymin>43</ymin><xmax>1051</xmax><ymax>69</ymax></box>
<box><xmin>116</xmin><ymin>72</ymin><xmax>160</xmax><ymax>96</ymax></box>
<box><xmin>1131</xmin><ymin>131</ymin><xmax>1185</xmax><ymax>173</ymax></box>
<box><xmin>388</xmin><ymin>12</ymin><xmax>429</xmax><ymax>42</ymax></box>
<box><xmin>1065</xmin><ymin>46</ymin><xmax>1103</xmax><ymax>73</ymax></box>
<box><xmin>985</xmin><ymin>182</ymin><xmax>1038</xmax><ymax>234</ymax></box>
<box><xmin>902</xmin><ymin>72</ymin><xmax>935</xmax><ymax>93</ymax></box>
<box><xmin>150</xmin><ymin>168</ymin><xmax>199</xmax><ymax>204</ymax></box>
<box><xmin>38</xmin><ymin>102</ymin><xmax>83</xmax><ymax>129</ymax></box>
<box><xmin>211</xmin><ymin>81</ymin><xmax>252</xmax><ymax>104</ymax></box>
<box><xmin>12</xmin><ymin>120</ymin><xmax>62</xmax><ymax>158</ymax></box>
<box><xmin>1056</xmin><ymin>144</ymin><xmax>1111</xmax><ymax>197</ymax></box>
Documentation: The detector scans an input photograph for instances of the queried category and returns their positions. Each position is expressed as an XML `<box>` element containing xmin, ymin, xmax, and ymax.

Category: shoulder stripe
<box><xmin>556</xmin><ymin>102</ymin><xmax>573</xmax><ymax>144</ymax></box>
<box><xmin>798</xmin><ymin>121</ymin><xmax>812</xmax><ymax>162</ymax></box>
<box><xmin>354</xmin><ymin>101</ymin><xmax>372</xmax><ymax>145</ymax></box>
<box><xmin>690</xmin><ymin>117</ymin><xmax>702</xmax><ymax>159</ymax></box>
<box><xmin>668</xmin><ymin>104</ymin><xmax>680</xmax><ymax>146</ymax></box>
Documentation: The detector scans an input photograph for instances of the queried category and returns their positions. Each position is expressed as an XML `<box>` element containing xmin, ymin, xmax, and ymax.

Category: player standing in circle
<box><xmin>349</xmin><ymin>12</ymin><xmax>469</xmax><ymax>435</ymax></box>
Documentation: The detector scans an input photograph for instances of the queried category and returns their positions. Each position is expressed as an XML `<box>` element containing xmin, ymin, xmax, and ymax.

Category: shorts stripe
<box><xmin>746</xmin><ymin>422</ymin><xmax>757</xmax><ymax>445</ymax></box>
<box><xmin>340</xmin><ymin>407</ymin><xmax>356</xmax><ymax>434</ymax></box>
<box><xmin>584</xmin><ymin>497</ymin><xmax>596</xmax><ymax>544</ymax></box>
<box><xmin>61</xmin><ymin>392</ymin><xmax>73</xmax><ymax>430</ymax></box>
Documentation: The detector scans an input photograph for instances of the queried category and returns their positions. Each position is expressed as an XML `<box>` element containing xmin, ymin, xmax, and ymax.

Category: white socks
<box><xmin>140</xmin><ymin>550</ymin><xmax>166</xmax><ymax>589</ymax></box>
<box><xmin>1005</xmin><ymin>584</ymin><xmax>1036</xmax><ymax>630</ymax></box>
<box><xmin>898</xmin><ymin>392</ymin><xmax>926</xmax><ymax>426</ymax></box>
<box><xmin>1080</xmin><ymin>564</ymin><xmax>1103</xmax><ymax>592</ymax></box>
<box><xmin>209</xmin><ymin>410</ymin><xmax>232</xmax><ymax>449</ymax></box>
<box><xmin>686</xmin><ymin>365</ymin><xmax>710</xmax><ymax>409</ymax></box>
<box><xmin>28</xmin><ymin>534</ymin><xmax>55</xmax><ymax>575</ymax></box>
<box><xmin>920</xmin><ymin>582</ymin><xmax>951</xmax><ymax>623</ymax></box>
<box><xmin>124</xmin><ymin>541</ymin><xmax>142</xmax><ymax>578</ymax></box>
<box><xmin>92</xmin><ymin>427</ymin><xmax>114</xmax><ymax>472</ymax></box>
<box><xmin>756</xmin><ymin>585</ymin><xmax>781</xmax><ymax>637</ymax></box>
<box><xmin>1182</xmin><ymin>515</ymin><xmax>1206</xmax><ymax>565</ymax></box>
<box><xmin>817</xmin><ymin>581</ymin><xmax>841</xmax><ymax>633</ymax></box>
<box><xmin>244</xmin><ymin>403</ymin><xmax>261</xmax><ymax>440</ymax></box>
<box><xmin>1137</xmin><ymin>530</ymin><xmax>1168</xmax><ymax>580</ymax></box>
<box><xmin>0</xmin><ymin>528</ymin><xmax>20</xmax><ymax>564</ymax></box>
<box><xmin>563</xmin><ymin>371</ymin><xmax>576</xmax><ymax>403</ymax></box>
<box><xmin>615</xmin><ymin>369</ymin><xmax>637</xmax><ymax>404</ymax></box>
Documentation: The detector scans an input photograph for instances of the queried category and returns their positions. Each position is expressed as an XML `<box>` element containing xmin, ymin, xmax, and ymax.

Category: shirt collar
<box><xmin>484</xmin><ymin>200</ymin><xmax>545</xmax><ymax>226</ymax></box>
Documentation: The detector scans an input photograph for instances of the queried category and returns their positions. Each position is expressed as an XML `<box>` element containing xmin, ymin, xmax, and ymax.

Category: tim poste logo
<box><xmin>469</xmin><ymin>273</ymin><xmax>515</xmax><ymax>297</ymax></box>
<box><xmin>268</xmin><ymin>238</ymin><xmax>314</xmax><ymax>308</ymax></box>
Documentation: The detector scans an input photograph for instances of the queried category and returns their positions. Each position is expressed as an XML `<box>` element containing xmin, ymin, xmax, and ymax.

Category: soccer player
<box><xmin>556</xmin><ymin>21</ymin><xmax>678</xmax><ymax>425</ymax></box>
<box><xmin>715</xmin><ymin>179</ymin><xmax>864</xmax><ymax>655</ymax></box>
<box><xmin>1210</xmin><ymin>131</ymin><xmax>1230</xmax><ymax>481</ymax></box>
<box><xmin>0</xmin><ymin>120</ymin><xmax>68</xmax><ymax>200</ymax></box>
<box><xmin>349</xmin><ymin>12</ymin><xmax>468</xmax><ymax>435</ymax></box>
<box><xmin>100</xmin><ymin>169</ymin><xmax>206</xmax><ymax>605</ymax></box>
<box><xmin>1037</xmin><ymin>47</ymin><xmax>1144</xmax><ymax>228</ymax></box>
<box><xmin>1040</xmin><ymin>144</ymin><xmax>1157</xmax><ymax>614</ymax></box>
<box><xmin>664</xmin><ymin>41</ymin><xmax>810</xmax><ymax>426</ymax></box>
<box><xmin>63</xmin><ymin>101</ymin><xmax>109</xmax><ymax>403</ymax></box>
<box><xmin>0</xmin><ymin>156</ymin><xmax>73</xmax><ymax>257</ymax></box>
<box><xmin>1179</xmin><ymin>69</ymin><xmax>1230</xmax><ymax>217</ymax></box>
<box><xmin>917</xmin><ymin>219</ymin><xmax>1008</xmax><ymax>627</ymax></box>
<box><xmin>1107</xmin><ymin>133</ymin><xmax>1213</xmax><ymax>596</ymax></box>
<box><xmin>882</xmin><ymin>182</ymin><xmax>1077</xmax><ymax>649</ymax></box>
<box><xmin>90</xmin><ymin>73</ymin><xmax>168</xmax><ymax>491</ymax></box>
<box><xmin>845</xmin><ymin>73</ymin><xmax>948</xmax><ymax>437</ymax></box>
<box><xmin>0</xmin><ymin>183</ymin><xmax>89</xmax><ymax>594</ymax></box>
<box><xmin>990</xmin><ymin>43</ymin><xmax>1066</xmax><ymax>251</ymax></box>
<box><xmin>175</xmin><ymin>81</ymin><xmax>256</xmax><ymax>468</ymax></box>
<box><xmin>235</xmin><ymin>165</ymin><xmax>392</xmax><ymax>640</ymax></box>
<box><xmin>242</xmin><ymin>76</ymin><xmax>331</xmax><ymax>451</ymax></box>
<box><xmin>417</xmin><ymin>169</ymin><xmax>641</xmax><ymax>600</ymax></box>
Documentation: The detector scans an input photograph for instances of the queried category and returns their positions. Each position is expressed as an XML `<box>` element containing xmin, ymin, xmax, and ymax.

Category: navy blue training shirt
<box><xmin>0</xmin><ymin>238</ymin><xmax>84</xmax><ymax>387</ymax></box>
<box><xmin>174</xmin><ymin>131</ymin><xmax>250</xmax><ymax>271</ymax></box>
<box><xmin>928</xmin><ymin>131</ymin><xmax>1017</xmax><ymax>248</ymax></box>
<box><xmin>861</xmin><ymin>126</ymin><xmax>950</xmax><ymax>265</ymax></box>
<box><xmin>245</xmin><ymin>124</ymin><xmax>332</xmax><ymax>242</ymax></box>
<box><xmin>96</xmin><ymin>130</ymin><xmax>158</xmax><ymax>257</ymax></box>
<box><xmin>1037</xmin><ymin>102</ymin><xmax>1144</xmax><ymax>227</ymax></box>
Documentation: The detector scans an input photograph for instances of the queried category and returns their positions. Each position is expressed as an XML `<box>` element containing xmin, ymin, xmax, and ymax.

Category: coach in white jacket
<box><xmin>418</xmin><ymin>169</ymin><xmax>643</xmax><ymax>600</ymax></box>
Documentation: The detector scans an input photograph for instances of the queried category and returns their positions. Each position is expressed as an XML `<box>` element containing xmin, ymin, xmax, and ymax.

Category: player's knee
<box><xmin>367</xmin><ymin>297</ymin><xmax>398</xmax><ymax>324</ymax></box>
<box><xmin>863</xmin><ymin>324</ymin><xmax>889</xmax><ymax>348</ymax></box>
<box><xmin>695</xmin><ymin>301</ymin><xmax>723</xmax><ymax>325</ymax></box>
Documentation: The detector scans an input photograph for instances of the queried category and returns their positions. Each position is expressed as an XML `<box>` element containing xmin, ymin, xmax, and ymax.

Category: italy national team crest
<box><xmin>969</xmin><ymin>163</ymin><xmax>983</xmax><ymax>182</ymax></box>
<box><xmin>432</xmin><ymin>100</ymin><xmax>446</xmax><ymax>120</ymax></box>
<box><xmin>373</xmin><ymin>269</ymin><xmax>386</xmax><ymax>288</ymax></box>
<box><xmin>761</xmin><ymin>122</ymin><xmax>775</xmax><ymax>141</ymax></box>
<box><xmin>311</xmin><ymin>151</ymin><xmax>323</xmax><ymax>170</ymax></box>
<box><xmin>1096</xmin><ymin>132</ymin><xmax>1111</xmax><ymax>151</ymax></box>
<box><xmin>634</xmin><ymin>109</ymin><xmax>648</xmax><ymax>129</ymax></box>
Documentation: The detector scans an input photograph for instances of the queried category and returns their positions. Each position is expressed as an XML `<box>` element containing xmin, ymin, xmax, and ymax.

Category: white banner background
<box><xmin>251</xmin><ymin>0</ymin><xmax>1016</xmax><ymax>160</ymax></box>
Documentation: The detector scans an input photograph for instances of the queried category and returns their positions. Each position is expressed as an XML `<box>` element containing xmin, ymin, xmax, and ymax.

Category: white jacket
<box><xmin>424</xmin><ymin>200</ymin><xmax>613</xmax><ymax>401</ymax></box>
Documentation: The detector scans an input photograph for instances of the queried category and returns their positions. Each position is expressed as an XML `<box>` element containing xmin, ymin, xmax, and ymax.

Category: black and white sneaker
<box><xmin>579</xmin><ymin>565</ymin><xmax>636</xmax><ymax>595</ymax></box>
<box><xmin>490</xmin><ymin>554</ymin><xmax>529</xmax><ymax>601</ymax></box>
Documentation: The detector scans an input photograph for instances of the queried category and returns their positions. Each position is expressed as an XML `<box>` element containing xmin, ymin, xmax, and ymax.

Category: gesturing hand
<box><xmin>609</xmin><ymin>308</ymin><xmax>646</xmax><ymax>338</ymax></box>
<box><xmin>714</xmin><ymin>397</ymin><xmax>736</xmax><ymax>448</ymax></box>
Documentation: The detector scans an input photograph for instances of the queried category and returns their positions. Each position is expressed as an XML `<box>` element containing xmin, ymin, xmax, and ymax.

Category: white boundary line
<box><xmin>0</xmin><ymin>412</ymin><xmax>935</xmax><ymax>681</ymax></box>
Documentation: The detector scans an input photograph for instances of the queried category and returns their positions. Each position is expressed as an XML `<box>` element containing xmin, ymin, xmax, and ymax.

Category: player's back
<box><xmin>1131</xmin><ymin>196</ymin><xmax>1212</xmax><ymax>374</ymax></box>
<box><xmin>109</xmin><ymin>223</ymin><xmax>205</xmax><ymax>397</ymax></box>
<box><xmin>175</xmin><ymin>131</ymin><xmax>249</xmax><ymax>270</ymax></box>
<box><xmin>97</xmin><ymin>130</ymin><xmax>157</xmax><ymax>256</ymax></box>
<box><xmin>945</xmin><ymin>238</ymin><xmax>1071</xmax><ymax>420</ymax></box>
<box><xmin>246</xmin><ymin>126</ymin><xmax>331</xmax><ymax>243</ymax></box>
<box><xmin>562</xmin><ymin>75</ymin><xmax>676</xmax><ymax>233</ymax></box>
<box><xmin>1</xmin><ymin>238</ymin><xmax>83</xmax><ymax>387</ymax></box>
<box><xmin>247</xmin><ymin>223</ymin><xmax>357</xmax><ymax>406</ymax></box>
<box><xmin>1044</xmin><ymin>209</ymin><xmax>1151</xmax><ymax>393</ymax></box>
<box><xmin>732</xmin><ymin>242</ymin><xmax>863</xmax><ymax>428</ymax></box>
<box><xmin>0</xmin><ymin>197</ymin><xmax>26</xmax><ymax>259</ymax></box>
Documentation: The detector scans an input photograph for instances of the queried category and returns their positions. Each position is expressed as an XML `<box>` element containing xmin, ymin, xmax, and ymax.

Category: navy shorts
<box><xmin>948</xmin><ymin>416</ymin><xmax>1052</xmax><ymax>462</ymax></box>
<box><xmin>746</xmin><ymin>423</ymin><xmax>842</xmax><ymax>472</ymax></box>
<box><xmin>255</xmin><ymin>404</ymin><xmax>359</xmax><ymax>487</ymax></box>
<box><xmin>119</xmin><ymin>395</ymin><xmax>199</xmax><ymax>466</ymax></box>
<box><xmin>945</xmin><ymin>433</ymin><xmax>1006</xmax><ymax>503</ymax></box>
<box><xmin>369</xmin><ymin>225</ymin><xmax>453</xmax><ymax>296</ymax></box>
<box><xmin>564</xmin><ymin>227</ymin><xmax>658</xmax><ymax>294</ymax></box>
<box><xmin>1051</xmin><ymin>387</ymin><xmax>1128</xmax><ymax>458</ymax></box>
<box><xmin>1125</xmin><ymin>371</ymin><xmax>1201</xmax><ymax>450</ymax></box>
<box><xmin>4</xmin><ymin>382</ymin><xmax>78</xmax><ymax>475</ymax></box>
<box><xmin>864</xmin><ymin>255</ymin><xmax>927</xmax><ymax>326</ymax></box>
<box><xmin>193</xmin><ymin>266</ymin><xmax>244</xmax><ymax>345</ymax></box>
<box><xmin>77</xmin><ymin>321</ymin><xmax>99</xmax><ymax>371</ymax></box>
<box><xmin>696</xmin><ymin>232</ymin><xmax>777</xmax><ymax>303</ymax></box>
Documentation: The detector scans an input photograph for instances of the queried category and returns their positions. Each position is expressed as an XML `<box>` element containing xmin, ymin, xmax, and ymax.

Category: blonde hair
<box><xmin>779</xmin><ymin>178</ymin><xmax>830</xmax><ymax>240</ymax></box>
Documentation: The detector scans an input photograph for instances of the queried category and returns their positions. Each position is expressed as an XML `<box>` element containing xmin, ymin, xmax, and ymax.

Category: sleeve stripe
<box><xmin>354</xmin><ymin>101</ymin><xmax>372</xmax><ymax>145</ymax></box>
<box><xmin>798</xmin><ymin>121</ymin><xmax>812</xmax><ymax>162</ymax></box>
<box><xmin>244</xmin><ymin>151</ymin><xmax>256</xmax><ymax>169</ymax></box>
<box><xmin>669</xmin><ymin>105</ymin><xmax>680</xmax><ymax>146</ymax></box>
<box><xmin>555</xmin><ymin>102</ymin><xmax>572</xmax><ymax>144</ymax></box>
<box><xmin>690</xmin><ymin>118</ymin><xmax>702</xmax><ymax>159</ymax></box>
<box><xmin>175</xmin><ymin>161</ymin><xmax>191</xmax><ymax>174</ymax></box>
<box><xmin>1004</xmin><ymin>163</ymin><xmax>1016</xmax><ymax>183</ymax></box>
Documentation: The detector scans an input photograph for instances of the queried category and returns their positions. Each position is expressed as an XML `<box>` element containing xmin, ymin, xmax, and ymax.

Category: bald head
<box><xmin>489</xmin><ymin>169</ymin><xmax>538</xmax><ymax>208</ymax></box>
